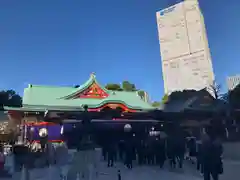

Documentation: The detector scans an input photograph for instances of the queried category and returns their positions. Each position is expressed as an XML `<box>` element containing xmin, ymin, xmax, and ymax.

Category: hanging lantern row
<box><xmin>149</xmin><ymin>126</ymin><xmax>160</xmax><ymax>136</ymax></box>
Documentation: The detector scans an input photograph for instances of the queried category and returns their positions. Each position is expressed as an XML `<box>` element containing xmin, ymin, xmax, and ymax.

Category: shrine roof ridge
<box><xmin>28</xmin><ymin>84</ymin><xmax>76</xmax><ymax>89</ymax></box>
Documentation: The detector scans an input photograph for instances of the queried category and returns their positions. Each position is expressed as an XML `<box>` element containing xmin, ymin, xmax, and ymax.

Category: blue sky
<box><xmin>0</xmin><ymin>0</ymin><xmax>239</xmax><ymax>101</ymax></box>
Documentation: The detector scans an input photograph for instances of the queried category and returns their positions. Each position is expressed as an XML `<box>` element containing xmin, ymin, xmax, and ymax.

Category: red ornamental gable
<box><xmin>73</xmin><ymin>83</ymin><xmax>108</xmax><ymax>99</ymax></box>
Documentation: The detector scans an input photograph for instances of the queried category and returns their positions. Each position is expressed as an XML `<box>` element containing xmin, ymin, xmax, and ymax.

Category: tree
<box><xmin>105</xmin><ymin>81</ymin><xmax>137</xmax><ymax>92</ymax></box>
<box><xmin>207</xmin><ymin>81</ymin><xmax>221</xmax><ymax>99</ymax></box>
<box><xmin>0</xmin><ymin>90</ymin><xmax>22</xmax><ymax>110</ymax></box>
<box><xmin>152</xmin><ymin>101</ymin><xmax>161</xmax><ymax>107</ymax></box>
<box><xmin>122</xmin><ymin>81</ymin><xmax>136</xmax><ymax>91</ymax></box>
<box><xmin>205</xmin><ymin>82</ymin><xmax>229</xmax><ymax>138</ymax></box>
<box><xmin>229</xmin><ymin>83</ymin><xmax>240</xmax><ymax>109</ymax></box>
<box><xmin>0</xmin><ymin>90</ymin><xmax>21</xmax><ymax>136</ymax></box>
<box><xmin>168</xmin><ymin>89</ymin><xmax>197</xmax><ymax>101</ymax></box>
<box><xmin>106</xmin><ymin>81</ymin><xmax>158</xmax><ymax>104</ymax></box>
<box><xmin>105</xmin><ymin>84</ymin><xmax>123</xmax><ymax>91</ymax></box>
<box><xmin>216</xmin><ymin>84</ymin><xmax>240</xmax><ymax>140</ymax></box>
<box><xmin>221</xmin><ymin>91</ymin><xmax>230</xmax><ymax>103</ymax></box>
<box><xmin>137</xmin><ymin>90</ymin><xmax>146</xmax><ymax>100</ymax></box>
<box><xmin>161</xmin><ymin>94</ymin><xmax>169</xmax><ymax>104</ymax></box>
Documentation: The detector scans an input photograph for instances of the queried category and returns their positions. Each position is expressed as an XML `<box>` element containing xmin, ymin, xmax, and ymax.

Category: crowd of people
<box><xmin>100</xmin><ymin>127</ymin><xmax>223</xmax><ymax>180</ymax></box>
<box><xmin>0</xmin><ymin>125</ymin><xmax>224</xmax><ymax>180</ymax></box>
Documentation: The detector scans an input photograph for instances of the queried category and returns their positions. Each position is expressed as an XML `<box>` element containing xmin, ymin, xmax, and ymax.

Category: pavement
<box><xmin>183</xmin><ymin>159</ymin><xmax>240</xmax><ymax>180</ymax></box>
<box><xmin>100</xmin><ymin>164</ymin><xmax>203</xmax><ymax>180</ymax></box>
<box><xmin>3</xmin><ymin>152</ymin><xmax>240</xmax><ymax>180</ymax></box>
<box><xmin>220</xmin><ymin>160</ymin><xmax>240</xmax><ymax>180</ymax></box>
<box><xmin>7</xmin><ymin>162</ymin><xmax>202</xmax><ymax>180</ymax></box>
<box><xmin>3</xmin><ymin>161</ymin><xmax>240</xmax><ymax>180</ymax></box>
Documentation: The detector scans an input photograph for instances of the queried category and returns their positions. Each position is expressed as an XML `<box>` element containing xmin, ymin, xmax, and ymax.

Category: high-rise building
<box><xmin>156</xmin><ymin>0</ymin><xmax>215</xmax><ymax>94</ymax></box>
<box><xmin>227</xmin><ymin>75</ymin><xmax>240</xmax><ymax>90</ymax></box>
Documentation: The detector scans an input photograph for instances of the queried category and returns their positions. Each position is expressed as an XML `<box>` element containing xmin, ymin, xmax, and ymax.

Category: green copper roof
<box><xmin>21</xmin><ymin>74</ymin><xmax>154</xmax><ymax>111</ymax></box>
<box><xmin>4</xmin><ymin>105</ymin><xmax>83</xmax><ymax>112</ymax></box>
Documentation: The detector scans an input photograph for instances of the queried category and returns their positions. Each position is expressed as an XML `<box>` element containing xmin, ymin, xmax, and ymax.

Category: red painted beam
<box><xmin>88</xmin><ymin>103</ymin><xmax>136</xmax><ymax>112</ymax></box>
<box><xmin>25</xmin><ymin>122</ymin><xmax>56</xmax><ymax>126</ymax></box>
<box><xmin>31</xmin><ymin>140</ymin><xmax>64</xmax><ymax>143</ymax></box>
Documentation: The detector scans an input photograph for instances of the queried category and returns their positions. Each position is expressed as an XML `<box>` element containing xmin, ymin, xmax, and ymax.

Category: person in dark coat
<box><xmin>125</xmin><ymin>137</ymin><xmax>133</xmax><ymax>169</ymax></box>
<box><xmin>196</xmin><ymin>139</ymin><xmax>204</xmax><ymax>174</ymax></box>
<box><xmin>107</xmin><ymin>141</ymin><xmax>115</xmax><ymax>167</ymax></box>
<box><xmin>175</xmin><ymin>133</ymin><xmax>186</xmax><ymax>169</ymax></box>
<box><xmin>167</xmin><ymin>135</ymin><xmax>176</xmax><ymax>169</ymax></box>
<box><xmin>156</xmin><ymin>137</ymin><xmax>166</xmax><ymax>168</ymax></box>
<box><xmin>202</xmin><ymin>132</ymin><xmax>223</xmax><ymax>180</ymax></box>
<box><xmin>188</xmin><ymin>137</ymin><xmax>197</xmax><ymax>164</ymax></box>
<box><xmin>146</xmin><ymin>141</ymin><xmax>154</xmax><ymax>165</ymax></box>
<box><xmin>137</xmin><ymin>140</ymin><xmax>145</xmax><ymax>165</ymax></box>
<box><xmin>118</xmin><ymin>140</ymin><xmax>124</xmax><ymax>162</ymax></box>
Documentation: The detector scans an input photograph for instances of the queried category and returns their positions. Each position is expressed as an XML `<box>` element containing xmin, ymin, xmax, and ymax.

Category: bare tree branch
<box><xmin>207</xmin><ymin>81</ymin><xmax>221</xmax><ymax>99</ymax></box>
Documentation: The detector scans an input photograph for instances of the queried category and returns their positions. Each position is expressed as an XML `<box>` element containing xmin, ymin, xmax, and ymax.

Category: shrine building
<box><xmin>4</xmin><ymin>73</ymin><xmax>155</xmax><ymax>126</ymax></box>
